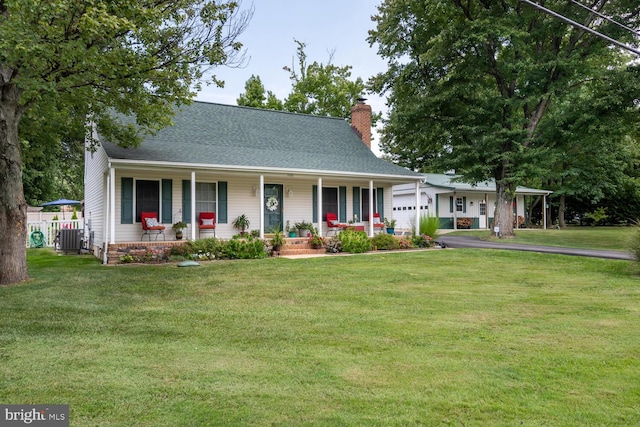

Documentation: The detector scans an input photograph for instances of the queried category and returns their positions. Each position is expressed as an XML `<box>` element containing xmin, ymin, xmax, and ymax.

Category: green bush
<box><xmin>222</xmin><ymin>236</ymin><xmax>268</xmax><ymax>259</ymax></box>
<box><xmin>338</xmin><ymin>229</ymin><xmax>371</xmax><ymax>253</ymax></box>
<box><xmin>412</xmin><ymin>234</ymin><xmax>434</xmax><ymax>248</ymax></box>
<box><xmin>370</xmin><ymin>233</ymin><xmax>398</xmax><ymax>250</ymax></box>
<box><xmin>168</xmin><ymin>237</ymin><xmax>267</xmax><ymax>261</ymax></box>
<box><xmin>417</xmin><ymin>213</ymin><xmax>439</xmax><ymax>237</ymax></box>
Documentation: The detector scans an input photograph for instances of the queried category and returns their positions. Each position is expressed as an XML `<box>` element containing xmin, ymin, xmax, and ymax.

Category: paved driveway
<box><xmin>437</xmin><ymin>235</ymin><xmax>634</xmax><ymax>261</ymax></box>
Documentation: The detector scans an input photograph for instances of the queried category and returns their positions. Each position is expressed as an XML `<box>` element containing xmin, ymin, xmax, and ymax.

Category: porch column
<box><xmin>317</xmin><ymin>177</ymin><xmax>323</xmax><ymax>237</ymax></box>
<box><xmin>109</xmin><ymin>166</ymin><xmax>115</xmax><ymax>244</ymax></box>
<box><xmin>369</xmin><ymin>180</ymin><xmax>374</xmax><ymax>237</ymax></box>
<box><xmin>415</xmin><ymin>180</ymin><xmax>421</xmax><ymax>235</ymax></box>
<box><xmin>190</xmin><ymin>172</ymin><xmax>196</xmax><ymax>240</ymax></box>
<box><xmin>543</xmin><ymin>194</ymin><xmax>547</xmax><ymax>230</ymax></box>
<box><xmin>453</xmin><ymin>191</ymin><xmax>457</xmax><ymax>230</ymax></box>
<box><xmin>259</xmin><ymin>174</ymin><xmax>264</xmax><ymax>238</ymax></box>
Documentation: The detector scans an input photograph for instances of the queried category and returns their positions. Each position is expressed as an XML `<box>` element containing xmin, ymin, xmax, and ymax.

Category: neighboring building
<box><xmin>84</xmin><ymin>100</ymin><xmax>423</xmax><ymax>262</ymax></box>
<box><xmin>392</xmin><ymin>173</ymin><xmax>552</xmax><ymax>231</ymax></box>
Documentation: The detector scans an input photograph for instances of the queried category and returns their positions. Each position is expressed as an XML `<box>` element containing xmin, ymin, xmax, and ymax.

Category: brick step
<box><xmin>276</xmin><ymin>247</ymin><xmax>326</xmax><ymax>256</ymax></box>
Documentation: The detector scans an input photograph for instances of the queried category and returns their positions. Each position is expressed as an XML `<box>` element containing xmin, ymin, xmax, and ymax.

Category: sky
<box><xmin>196</xmin><ymin>0</ymin><xmax>388</xmax><ymax>155</ymax></box>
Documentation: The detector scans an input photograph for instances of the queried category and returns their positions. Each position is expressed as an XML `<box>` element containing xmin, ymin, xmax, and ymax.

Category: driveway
<box><xmin>437</xmin><ymin>235</ymin><xmax>634</xmax><ymax>261</ymax></box>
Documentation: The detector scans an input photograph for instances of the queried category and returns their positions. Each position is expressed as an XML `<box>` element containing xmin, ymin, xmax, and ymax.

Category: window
<box><xmin>322</xmin><ymin>187</ymin><xmax>338</xmax><ymax>219</ymax></box>
<box><xmin>196</xmin><ymin>182</ymin><xmax>216</xmax><ymax>218</ymax></box>
<box><xmin>456</xmin><ymin>197</ymin><xmax>463</xmax><ymax>212</ymax></box>
<box><xmin>480</xmin><ymin>201</ymin><xmax>487</xmax><ymax>216</ymax></box>
<box><xmin>136</xmin><ymin>180</ymin><xmax>159</xmax><ymax>223</ymax></box>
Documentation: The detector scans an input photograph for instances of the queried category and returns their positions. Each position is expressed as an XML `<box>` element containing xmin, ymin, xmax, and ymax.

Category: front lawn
<box><xmin>1</xmin><ymin>249</ymin><xmax>639</xmax><ymax>425</ymax></box>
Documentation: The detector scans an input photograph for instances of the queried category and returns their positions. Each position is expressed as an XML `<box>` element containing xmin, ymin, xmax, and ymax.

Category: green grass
<box><xmin>448</xmin><ymin>226</ymin><xmax>634</xmax><ymax>251</ymax></box>
<box><xmin>1</xmin><ymin>248</ymin><xmax>639</xmax><ymax>426</ymax></box>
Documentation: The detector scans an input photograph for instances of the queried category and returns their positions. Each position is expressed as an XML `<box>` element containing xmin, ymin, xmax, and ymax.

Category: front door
<box><xmin>264</xmin><ymin>184</ymin><xmax>283</xmax><ymax>233</ymax></box>
<box><xmin>479</xmin><ymin>200</ymin><xmax>487</xmax><ymax>229</ymax></box>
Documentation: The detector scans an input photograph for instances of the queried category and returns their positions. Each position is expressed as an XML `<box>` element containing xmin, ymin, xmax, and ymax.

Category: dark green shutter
<box><xmin>312</xmin><ymin>185</ymin><xmax>318</xmax><ymax>222</ymax></box>
<box><xmin>353</xmin><ymin>187</ymin><xmax>360</xmax><ymax>221</ymax></box>
<box><xmin>161</xmin><ymin>179</ymin><xmax>172</xmax><ymax>224</ymax></box>
<box><xmin>218</xmin><ymin>181</ymin><xmax>228</xmax><ymax>223</ymax></box>
<box><xmin>182</xmin><ymin>180</ymin><xmax>191</xmax><ymax>223</ymax></box>
<box><xmin>449</xmin><ymin>196</ymin><xmax>454</xmax><ymax>213</ymax></box>
<box><xmin>376</xmin><ymin>187</ymin><xmax>384</xmax><ymax>220</ymax></box>
<box><xmin>339</xmin><ymin>186</ymin><xmax>347</xmax><ymax>222</ymax></box>
<box><xmin>121</xmin><ymin>178</ymin><xmax>133</xmax><ymax>224</ymax></box>
<box><xmin>463</xmin><ymin>197</ymin><xmax>467</xmax><ymax>213</ymax></box>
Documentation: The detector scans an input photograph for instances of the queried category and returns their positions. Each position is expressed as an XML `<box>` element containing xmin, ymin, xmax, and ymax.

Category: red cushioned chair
<box><xmin>199</xmin><ymin>212</ymin><xmax>216</xmax><ymax>238</ymax></box>
<box><xmin>141</xmin><ymin>211</ymin><xmax>165</xmax><ymax>241</ymax></box>
<box><xmin>325</xmin><ymin>212</ymin><xmax>347</xmax><ymax>236</ymax></box>
<box><xmin>372</xmin><ymin>213</ymin><xmax>385</xmax><ymax>233</ymax></box>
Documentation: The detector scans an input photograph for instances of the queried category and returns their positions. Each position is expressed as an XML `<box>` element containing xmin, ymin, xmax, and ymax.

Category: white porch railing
<box><xmin>26</xmin><ymin>220</ymin><xmax>83</xmax><ymax>247</ymax></box>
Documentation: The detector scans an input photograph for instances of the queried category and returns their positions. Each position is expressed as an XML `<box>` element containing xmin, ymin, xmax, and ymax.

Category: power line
<box><xmin>569</xmin><ymin>0</ymin><xmax>639</xmax><ymax>36</ymax></box>
<box><xmin>520</xmin><ymin>0</ymin><xmax>640</xmax><ymax>56</ymax></box>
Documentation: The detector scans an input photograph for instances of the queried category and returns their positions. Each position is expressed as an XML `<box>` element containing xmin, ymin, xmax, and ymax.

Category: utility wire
<box><xmin>569</xmin><ymin>0</ymin><xmax>639</xmax><ymax>36</ymax></box>
<box><xmin>520</xmin><ymin>0</ymin><xmax>640</xmax><ymax>56</ymax></box>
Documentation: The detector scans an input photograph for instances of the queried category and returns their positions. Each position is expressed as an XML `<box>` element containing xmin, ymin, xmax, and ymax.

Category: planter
<box><xmin>175</xmin><ymin>232</ymin><xmax>183</xmax><ymax>240</ymax></box>
<box><xmin>288</xmin><ymin>231</ymin><xmax>298</xmax><ymax>238</ymax></box>
<box><xmin>298</xmin><ymin>229</ymin><xmax>312</xmax><ymax>238</ymax></box>
<box><xmin>386</xmin><ymin>228</ymin><xmax>395</xmax><ymax>235</ymax></box>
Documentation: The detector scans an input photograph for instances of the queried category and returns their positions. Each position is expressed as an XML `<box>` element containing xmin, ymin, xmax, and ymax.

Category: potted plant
<box><xmin>172</xmin><ymin>221</ymin><xmax>187</xmax><ymax>240</ymax></box>
<box><xmin>232</xmin><ymin>214</ymin><xmax>250</xmax><ymax>236</ymax></box>
<box><xmin>294</xmin><ymin>220</ymin><xmax>314</xmax><ymax>238</ymax></box>
<box><xmin>271</xmin><ymin>229</ymin><xmax>286</xmax><ymax>253</ymax></box>
<box><xmin>285</xmin><ymin>220</ymin><xmax>297</xmax><ymax>237</ymax></box>
<box><xmin>384</xmin><ymin>217</ymin><xmax>397</xmax><ymax>235</ymax></box>
<box><xmin>308</xmin><ymin>233</ymin><xmax>325</xmax><ymax>249</ymax></box>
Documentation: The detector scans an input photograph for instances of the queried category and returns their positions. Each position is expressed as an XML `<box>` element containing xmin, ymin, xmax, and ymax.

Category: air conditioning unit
<box><xmin>59</xmin><ymin>229</ymin><xmax>83</xmax><ymax>253</ymax></box>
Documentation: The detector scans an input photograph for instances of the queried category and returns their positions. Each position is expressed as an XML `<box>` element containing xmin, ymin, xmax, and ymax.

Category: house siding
<box><xmin>84</xmin><ymin>138</ymin><xmax>109</xmax><ymax>256</ymax></box>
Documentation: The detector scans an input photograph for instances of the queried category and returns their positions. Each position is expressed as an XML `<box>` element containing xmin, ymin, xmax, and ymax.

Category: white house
<box><xmin>393</xmin><ymin>173</ymin><xmax>552</xmax><ymax>231</ymax></box>
<box><xmin>84</xmin><ymin>100</ymin><xmax>424</xmax><ymax>262</ymax></box>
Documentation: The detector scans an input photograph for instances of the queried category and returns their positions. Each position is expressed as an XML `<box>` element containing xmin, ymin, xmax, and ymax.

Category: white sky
<box><xmin>196</xmin><ymin>0</ymin><xmax>387</xmax><ymax>155</ymax></box>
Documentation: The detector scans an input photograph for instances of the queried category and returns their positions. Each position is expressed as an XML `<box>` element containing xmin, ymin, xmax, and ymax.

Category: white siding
<box><xmin>84</xmin><ymin>138</ymin><xmax>109</xmax><ymax>253</ymax></box>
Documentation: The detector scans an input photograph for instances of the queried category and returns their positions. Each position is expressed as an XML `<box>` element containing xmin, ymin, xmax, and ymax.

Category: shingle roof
<box><xmin>101</xmin><ymin>101</ymin><xmax>421</xmax><ymax>179</ymax></box>
<box><xmin>423</xmin><ymin>173</ymin><xmax>551</xmax><ymax>195</ymax></box>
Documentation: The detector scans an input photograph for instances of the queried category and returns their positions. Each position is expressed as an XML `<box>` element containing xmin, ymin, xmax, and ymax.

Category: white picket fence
<box><xmin>26</xmin><ymin>220</ymin><xmax>84</xmax><ymax>248</ymax></box>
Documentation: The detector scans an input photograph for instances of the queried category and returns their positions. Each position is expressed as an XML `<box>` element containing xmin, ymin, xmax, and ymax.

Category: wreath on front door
<box><xmin>266</xmin><ymin>196</ymin><xmax>279</xmax><ymax>212</ymax></box>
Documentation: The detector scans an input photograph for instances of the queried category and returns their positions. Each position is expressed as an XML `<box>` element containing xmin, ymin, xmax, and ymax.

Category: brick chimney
<box><xmin>351</xmin><ymin>98</ymin><xmax>372</xmax><ymax>149</ymax></box>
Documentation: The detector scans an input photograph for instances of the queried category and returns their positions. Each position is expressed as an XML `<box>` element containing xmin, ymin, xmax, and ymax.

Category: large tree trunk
<box><xmin>0</xmin><ymin>68</ymin><xmax>28</xmax><ymax>286</ymax></box>
<box><xmin>492</xmin><ymin>181</ymin><xmax>515</xmax><ymax>238</ymax></box>
<box><xmin>558</xmin><ymin>194</ymin><xmax>566</xmax><ymax>228</ymax></box>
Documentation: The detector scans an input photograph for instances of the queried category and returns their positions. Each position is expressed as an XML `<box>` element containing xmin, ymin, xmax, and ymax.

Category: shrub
<box><xmin>419</xmin><ymin>213</ymin><xmax>439</xmax><ymax>237</ymax></box>
<box><xmin>338</xmin><ymin>229</ymin><xmax>371</xmax><ymax>253</ymax></box>
<box><xmin>324</xmin><ymin>237</ymin><xmax>342</xmax><ymax>253</ymax></box>
<box><xmin>222</xmin><ymin>236</ymin><xmax>268</xmax><ymax>259</ymax></box>
<box><xmin>397</xmin><ymin>237</ymin><xmax>415</xmax><ymax>250</ymax></box>
<box><xmin>413</xmin><ymin>234</ymin><xmax>433</xmax><ymax>248</ymax></box>
<box><xmin>370</xmin><ymin>233</ymin><xmax>398</xmax><ymax>250</ymax></box>
<box><xmin>584</xmin><ymin>207</ymin><xmax>608</xmax><ymax>226</ymax></box>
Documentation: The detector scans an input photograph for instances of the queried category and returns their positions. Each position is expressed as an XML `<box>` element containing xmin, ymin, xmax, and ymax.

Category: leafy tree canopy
<box><xmin>237</xmin><ymin>40</ymin><xmax>380</xmax><ymax>124</ymax></box>
<box><xmin>0</xmin><ymin>0</ymin><xmax>252</xmax><ymax>285</ymax></box>
<box><xmin>368</xmin><ymin>0</ymin><xmax>640</xmax><ymax>235</ymax></box>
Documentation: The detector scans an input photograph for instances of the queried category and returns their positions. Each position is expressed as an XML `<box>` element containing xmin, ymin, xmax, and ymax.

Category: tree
<box><xmin>369</xmin><ymin>0</ymin><xmax>640</xmax><ymax>237</ymax></box>
<box><xmin>21</xmin><ymin>99</ymin><xmax>86</xmax><ymax>206</ymax></box>
<box><xmin>237</xmin><ymin>74</ymin><xmax>283</xmax><ymax>110</ymax></box>
<box><xmin>283</xmin><ymin>39</ymin><xmax>369</xmax><ymax>118</ymax></box>
<box><xmin>237</xmin><ymin>40</ymin><xmax>377</xmax><ymax>122</ymax></box>
<box><xmin>0</xmin><ymin>0</ymin><xmax>252</xmax><ymax>285</ymax></box>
